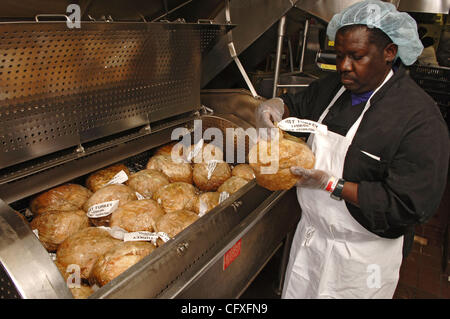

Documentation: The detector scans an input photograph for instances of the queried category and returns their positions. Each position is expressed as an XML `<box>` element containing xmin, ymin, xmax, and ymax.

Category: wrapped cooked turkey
<box><xmin>56</xmin><ymin>227</ymin><xmax>121</xmax><ymax>279</ymax></box>
<box><xmin>249</xmin><ymin>131</ymin><xmax>315</xmax><ymax>191</ymax></box>
<box><xmin>217</xmin><ymin>176</ymin><xmax>249</xmax><ymax>194</ymax></box>
<box><xmin>231</xmin><ymin>164</ymin><xmax>255</xmax><ymax>181</ymax></box>
<box><xmin>146</xmin><ymin>154</ymin><xmax>193</xmax><ymax>184</ymax></box>
<box><xmin>30</xmin><ymin>209</ymin><xmax>89</xmax><ymax>252</ymax></box>
<box><xmin>185</xmin><ymin>141</ymin><xmax>224</xmax><ymax>164</ymax></box>
<box><xmin>127</xmin><ymin>169</ymin><xmax>170</xmax><ymax>199</ymax></box>
<box><xmin>194</xmin><ymin>192</ymin><xmax>221</xmax><ymax>215</ymax></box>
<box><xmin>152</xmin><ymin>182</ymin><xmax>198</xmax><ymax>213</ymax></box>
<box><xmin>83</xmin><ymin>184</ymin><xmax>137</xmax><ymax>226</ymax></box>
<box><xmin>154</xmin><ymin>141</ymin><xmax>186</xmax><ymax>158</ymax></box>
<box><xmin>155</xmin><ymin>209</ymin><xmax>199</xmax><ymax>238</ymax></box>
<box><xmin>89</xmin><ymin>241</ymin><xmax>156</xmax><ymax>287</ymax></box>
<box><xmin>110</xmin><ymin>199</ymin><xmax>165</xmax><ymax>232</ymax></box>
<box><xmin>193</xmin><ymin>161</ymin><xmax>231</xmax><ymax>191</ymax></box>
<box><xmin>54</xmin><ymin>261</ymin><xmax>94</xmax><ymax>299</ymax></box>
<box><xmin>30</xmin><ymin>184</ymin><xmax>92</xmax><ymax>215</ymax></box>
<box><xmin>70</xmin><ymin>285</ymin><xmax>94</xmax><ymax>299</ymax></box>
<box><xmin>85</xmin><ymin>163</ymin><xmax>130</xmax><ymax>193</ymax></box>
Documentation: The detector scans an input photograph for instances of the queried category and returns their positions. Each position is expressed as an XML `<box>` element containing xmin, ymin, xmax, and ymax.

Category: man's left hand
<box><xmin>290</xmin><ymin>166</ymin><xmax>336</xmax><ymax>191</ymax></box>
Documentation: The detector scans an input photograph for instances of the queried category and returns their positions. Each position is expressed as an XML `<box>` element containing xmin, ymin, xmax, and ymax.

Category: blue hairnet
<box><xmin>326</xmin><ymin>0</ymin><xmax>423</xmax><ymax>66</ymax></box>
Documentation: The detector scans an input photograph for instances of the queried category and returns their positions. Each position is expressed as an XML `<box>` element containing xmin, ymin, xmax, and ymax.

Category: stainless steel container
<box><xmin>0</xmin><ymin>20</ymin><xmax>300</xmax><ymax>299</ymax></box>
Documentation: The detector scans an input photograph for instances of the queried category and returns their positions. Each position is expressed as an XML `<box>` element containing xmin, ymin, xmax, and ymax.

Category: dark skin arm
<box><xmin>283</xmin><ymin>105</ymin><xmax>290</xmax><ymax>119</ymax></box>
<box><xmin>342</xmin><ymin>181</ymin><xmax>359</xmax><ymax>206</ymax></box>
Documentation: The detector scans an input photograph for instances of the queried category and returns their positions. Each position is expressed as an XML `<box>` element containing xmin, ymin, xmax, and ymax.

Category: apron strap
<box><xmin>345</xmin><ymin>70</ymin><xmax>394</xmax><ymax>139</ymax></box>
<box><xmin>317</xmin><ymin>86</ymin><xmax>346</xmax><ymax>124</ymax></box>
<box><xmin>308</xmin><ymin>70</ymin><xmax>394</xmax><ymax>146</ymax></box>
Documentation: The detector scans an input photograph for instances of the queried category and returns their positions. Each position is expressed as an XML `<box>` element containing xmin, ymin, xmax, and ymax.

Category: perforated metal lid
<box><xmin>0</xmin><ymin>21</ymin><xmax>231</xmax><ymax>170</ymax></box>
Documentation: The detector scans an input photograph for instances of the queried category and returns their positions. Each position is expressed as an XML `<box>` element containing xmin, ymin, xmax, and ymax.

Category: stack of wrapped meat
<box><xmin>25</xmin><ymin>140</ymin><xmax>256</xmax><ymax>298</ymax></box>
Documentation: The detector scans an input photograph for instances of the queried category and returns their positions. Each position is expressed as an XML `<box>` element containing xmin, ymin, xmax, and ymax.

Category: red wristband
<box><xmin>325</xmin><ymin>176</ymin><xmax>338</xmax><ymax>193</ymax></box>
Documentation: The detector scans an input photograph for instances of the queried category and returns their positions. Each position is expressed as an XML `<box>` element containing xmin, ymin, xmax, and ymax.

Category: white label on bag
<box><xmin>106</xmin><ymin>226</ymin><xmax>128</xmax><ymax>240</ymax></box>
<box><xmin>219</xmin><ymin>191</ymin><xmax>230</xmax><ymax>203</ymax></box>
<box><xmin>206</xmin><ymin>160</ymin><xmax>218</xmax><ymax>180</ymax></box>
<box><xmin>198</xmin><ymin>199</ymin><xmax>208</xmax><ymax>217</ymax></box>
<box><xmin>98</xmin><ymin>226</ymin><xmax>149</xmax><ymax>242</ymax></box>
<box><xmin>157</xmin><ymin>232</ymin><xmax>171</xmax><ymax>243</ymax></box>
<box><xmin>97</xmin><ymin>226</ymin><xmax>171</xmax><ymax>244</ymax></box>
<box><xmin>87</xmin><ymin>200</ymin><xmax>119</xmax><ymax>218</ymax></box>
<box><xmin>135</xmin><ymin>192</ymin><xmax>145</xmax><ymax>200</ymax></box>
<box><xmin>278</xmin><ymin>117</ymin><xmax>328</xmax><ymax>135</ymax></box>
<box><xmin>186</xmin><ymin>139</ymin><xmax>204</xmax><ymax>163</ymax></box>
<box><xmin>123</xmin><ymin>231</ymin><xmax>159</xmax><ymax>242</ymax></box>
<box><xmin>105</xmin><ymin>170</ymin><xmax>129</xmax><ymax>186</ymax></box>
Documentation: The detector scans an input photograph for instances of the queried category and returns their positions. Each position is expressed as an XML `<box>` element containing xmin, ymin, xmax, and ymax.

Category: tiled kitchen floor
<box><xmin>393</xmin><ymin>225</ymin><xmax>449</xmax><ymax>299</ymax></box>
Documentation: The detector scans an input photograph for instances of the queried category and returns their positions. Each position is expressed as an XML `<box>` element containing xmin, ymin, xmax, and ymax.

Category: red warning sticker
<box><xmin>223</xmin><ymin>239</ymin><xmax>241</xmax><ymax>271</ymax></box>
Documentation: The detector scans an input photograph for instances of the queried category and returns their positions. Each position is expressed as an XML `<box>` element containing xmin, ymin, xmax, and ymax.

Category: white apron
<box><xmin>282</xmin><ymin>71</ymin><xmax>404</xmax><ymax>299</ymax></box>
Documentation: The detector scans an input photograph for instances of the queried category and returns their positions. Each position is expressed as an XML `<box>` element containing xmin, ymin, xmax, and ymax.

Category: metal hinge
<box><xmin>197</xmin><ymin>19</ymin><xmax>215</xmax><ymax>24</ymax></box>
<box><xmin>231</xmin><ymin>200</ymin><xmax>243</xmax><ymax>212</ymax></box>
<box><xmin>75</xmin><ymin>144</ymin><xmax>85</xmax><ymax>155</ymax></box>
<box><xmin>176</xmin><ymin>241</ymin><xmax>189</xmax><ymax>256</ymax></box>
<box><xmin>200</xmin><ymin>105</ymin><xmax>214</xmax><ymax>115</ymax></box>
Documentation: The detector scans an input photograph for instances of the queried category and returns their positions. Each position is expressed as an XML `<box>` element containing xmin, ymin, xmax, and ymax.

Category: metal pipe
<box><xmin>299</xmin><ymin>19</ymin><xmax>309</xmax><ymax>73</ymax></box>
<box><xmin>228</xmin><ymin>42</ymin><xmax>259</xmax><ymax>97</ymax></box>
<box><xmin>35</xmin><ymin>14</ymin><xmax>71</xmax><ymax>22</ymax></box>
<box><xmin>273</xmin><ymin>15</ymin><xmax>287</xmax><ymax>98</ymax></box>
<box><xmin>276</xmin><ymin>84</ymin><xmax>310</xmax><ymax>88</ymax></box>
<box><xmin>151</xmin><ymin>0</ymin><xmax>192</xmax><ymax>22</ymax></box>
<box><xmin>225</xmin><ymin>0</ymin><xmax>259</xmax><ymax>98</ymax></box>
<box><xmin>288</xmin><ymin>39</ymin><xmax>294</xmax><ymax>73</ymax></box>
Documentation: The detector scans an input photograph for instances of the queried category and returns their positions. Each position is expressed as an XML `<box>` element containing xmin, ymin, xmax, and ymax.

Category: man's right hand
<box><xmin>255</xmin><ymin>97</ymin><xmax>285</xmax><ymax>129</ymax></box>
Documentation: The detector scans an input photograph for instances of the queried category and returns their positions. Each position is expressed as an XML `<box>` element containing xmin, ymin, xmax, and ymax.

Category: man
<box><xmin>255</xmin><ymin>0</ymin><xmax>449</xmax><ymax>298</ymax></box>
<box><xmin>437</xmin><ymin>27</ymin><xmax>450</xmax><ymax>67</ymax></box>
<box><xmin>417</xmin><ymin>26</ymin><xmax>439</xmax><ymax>66</ymax></box>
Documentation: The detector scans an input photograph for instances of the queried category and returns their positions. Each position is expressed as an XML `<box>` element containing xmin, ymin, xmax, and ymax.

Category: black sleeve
<box><xmin>279</xmin><ymin>80</ymin><xmax>320</xmax><ymax>120</ymax></box>
<box><xmin>357</xmin><ymin>112</ymin><xmax>449</xmax><ymax>234</ymax></box>
<box><xmin>279</xmin><ymin>74</ymin><xmax>333</xmax><ymax>120</ymax></box>
<box><xmin>279</xmin><ymin>73</ymin><xmax>341</xmax><ymax>121</ymax></box>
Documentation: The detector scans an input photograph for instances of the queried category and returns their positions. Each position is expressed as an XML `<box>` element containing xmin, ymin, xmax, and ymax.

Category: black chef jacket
<box><xmin>280</xmin><ymin>64</ymin><xmax>449</xmax><ymax>257</ymax></box>
<box><xmin>322</xmin><ymin>90</ymin><xmax>367</xmax><ymax>137</ymax></box>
